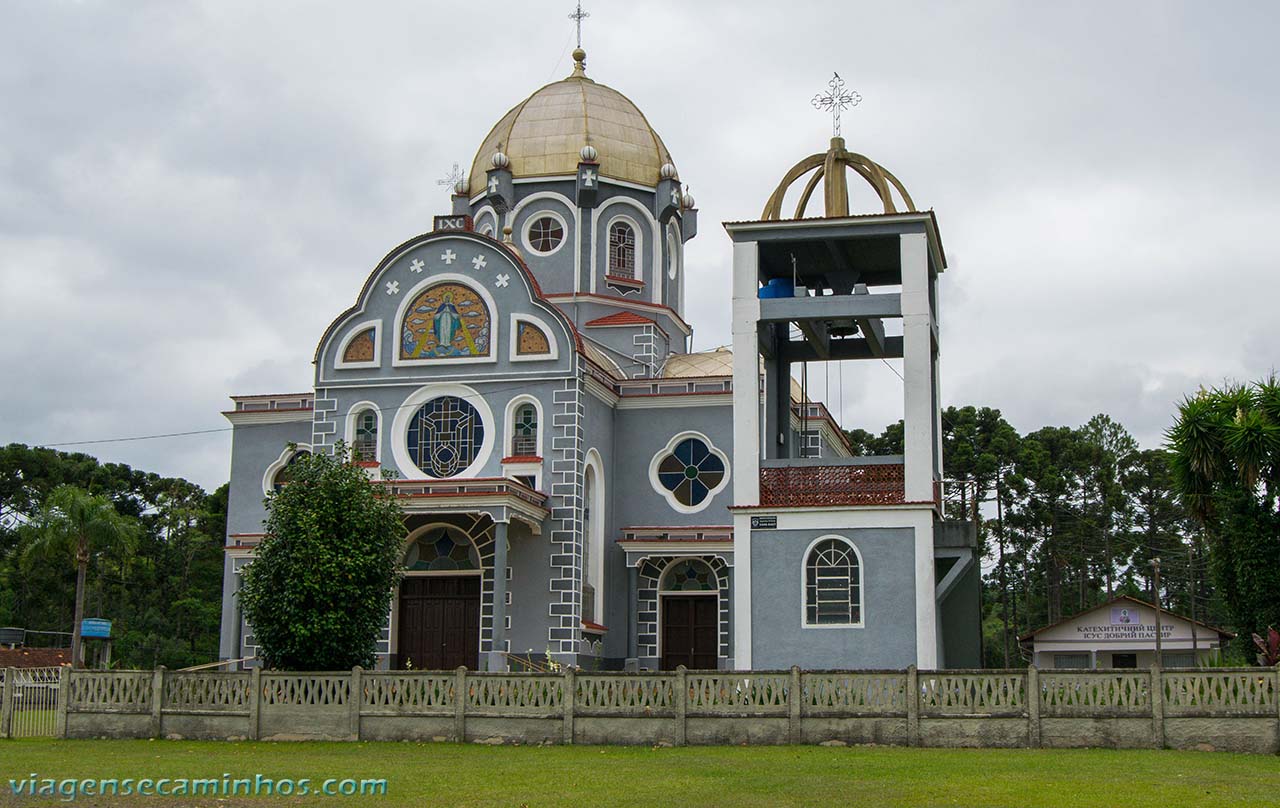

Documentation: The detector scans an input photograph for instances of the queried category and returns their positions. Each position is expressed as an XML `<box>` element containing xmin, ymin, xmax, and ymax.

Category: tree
<box><xmin>23</xmin><ymin>486</ymin><xmax>139</xmax><ymax>667</ymax></box>
<box><xmin>1167</xmin><ymin>379</ymin><xmax>1280</xmax><ymax>655</ymax></box>
<box><xmin>238</xmin><ymin>444</ymin><xmax>405</xmax><ymax>670</ymax></box>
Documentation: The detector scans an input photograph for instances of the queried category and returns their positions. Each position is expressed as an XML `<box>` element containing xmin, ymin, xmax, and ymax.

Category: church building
<box><xmin>218</xmin><ymin>43</ymin><xmax>980</xmax><ymax>672</ymax></box>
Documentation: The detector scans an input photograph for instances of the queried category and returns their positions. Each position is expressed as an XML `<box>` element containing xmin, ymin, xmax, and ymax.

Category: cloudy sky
<box><xmin>1</xmin><ymin>0</ymin><xmax>1276</xmax><ymax>491</ymax></box>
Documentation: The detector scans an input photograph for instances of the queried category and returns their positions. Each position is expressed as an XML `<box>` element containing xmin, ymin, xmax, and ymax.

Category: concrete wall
<box><xmin>750</xmin><ymin>528</ymin><xmax>917</xmax><ymax>670</ymax></box>
<box><xmin>45</xmin><ymin>667</ymin><xmax>1280</xmax><ymax>754</ymax></box>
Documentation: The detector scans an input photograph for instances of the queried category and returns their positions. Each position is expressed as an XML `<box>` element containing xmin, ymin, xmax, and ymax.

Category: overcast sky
<box><xmin>2</xmin><ymin>1</ymin><xmax>1276</xmax><ymax>491</ymax></box>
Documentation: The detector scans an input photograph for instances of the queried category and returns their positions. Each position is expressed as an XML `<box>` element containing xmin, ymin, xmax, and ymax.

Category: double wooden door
<box><xmin>661</xmin><ymin>595</ymin><xmax>718</xmax><ymax>670</ymax></box>
<box><xmin>397</xmin><ymin>576</ymin><xmax>480</xmax><ymax>670</ymax></box>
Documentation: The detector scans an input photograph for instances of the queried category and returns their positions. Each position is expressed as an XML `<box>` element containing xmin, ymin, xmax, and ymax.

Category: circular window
<box><xmin>526</xmin><ymin>216</ymin><xmax>565</xmax><ymax>254</ymax></box>
<box><xmin>405</xmin><ymin>396</ymin><xmax>485</xmax><ymax>478</ymax></box>
<box><xmin>652</xmin><ymin>435</ymin><xmax>729</xmax><ymax>511</ymax></box>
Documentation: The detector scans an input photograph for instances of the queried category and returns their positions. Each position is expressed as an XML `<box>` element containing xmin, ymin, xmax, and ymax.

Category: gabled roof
<box><xmin>1018</xmin><ymin>594</ymin><xmax>1234</xmax><ymax>642</ymax></box>
<box><xmin>584</xmin><ymin>311</ymin><xmax>658</xmax><ymax>328</ymax></box>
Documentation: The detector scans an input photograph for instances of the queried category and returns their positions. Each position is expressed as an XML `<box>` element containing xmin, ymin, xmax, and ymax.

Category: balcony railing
<box><xmin>759</xmin><ymin>462</ymin><xmax>907</xmax><ymax>507</ymax></box>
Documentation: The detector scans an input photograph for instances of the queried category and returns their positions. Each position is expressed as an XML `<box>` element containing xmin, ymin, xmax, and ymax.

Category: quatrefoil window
<box><xmin>651</xmin><ymin>434</ymin><xmax>729</xmax><ymax>512</ymax></box>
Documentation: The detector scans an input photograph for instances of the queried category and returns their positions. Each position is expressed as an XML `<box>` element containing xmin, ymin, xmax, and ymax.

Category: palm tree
<box><xmin>1167</xmin><ymin>378</ymin><xmax>1280</xmax><ymax>519</ymax></box>
<box><xmin>24</xmin><ymin>486</ymin><xmax>138</xmax><ymax>667</ymax></box>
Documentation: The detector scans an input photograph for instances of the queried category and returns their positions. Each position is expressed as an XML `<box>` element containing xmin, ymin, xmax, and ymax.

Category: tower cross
<box><xmin>437</xmin><ymin>162</ymin><xmax>465</xmax><ymax>190</ymax></box>
<box><xmin>811</xmin><ymin>72</ymin><xmax>862</xmax><ymax>138</ymax></box>
<box><xmin>568</xmin><ymin>1</ymin><xmax>589</xmax><ymax>48</ymax></box>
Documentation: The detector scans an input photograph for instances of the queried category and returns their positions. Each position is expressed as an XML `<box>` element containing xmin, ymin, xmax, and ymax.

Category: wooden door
<box><xmin>661</xmin><ymin>595</ymin><xmax>718</xmax><ymax>670</ymax></box>
<box><xmin>397</xmin><ymin>576</ymin><xmax>480</xmax><ymax>670</ymax></box>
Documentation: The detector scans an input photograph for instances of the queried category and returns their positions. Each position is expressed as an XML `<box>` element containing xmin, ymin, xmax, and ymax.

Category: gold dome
<box><xmin>467</xmin><ymin>49</ymin><xmax>675</xmax><ymax>192</ymax></box>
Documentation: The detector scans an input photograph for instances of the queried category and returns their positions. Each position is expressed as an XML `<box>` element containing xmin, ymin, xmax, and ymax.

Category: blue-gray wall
<box><xmin>750</xmin><ymin>527</ymin><xmax>917</xmax><ymax>669</ymax></box>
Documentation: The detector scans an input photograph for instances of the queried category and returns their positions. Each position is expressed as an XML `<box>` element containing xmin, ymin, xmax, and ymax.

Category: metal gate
<box><xmin>1</xmin><ymin>667</ymin><xmax>62</xmax><ymax>738</ymax></box>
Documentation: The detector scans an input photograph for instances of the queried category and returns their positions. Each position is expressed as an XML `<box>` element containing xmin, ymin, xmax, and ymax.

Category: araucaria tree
<box><xmin>1167</xmin><ymin>378</ymin><xmax>1280</xmax><ymax>655</ymax></box>
<box><xmin>239</xmin><ymin>444</ymin><xmax>404</xmax><ymax>670</ymax></box>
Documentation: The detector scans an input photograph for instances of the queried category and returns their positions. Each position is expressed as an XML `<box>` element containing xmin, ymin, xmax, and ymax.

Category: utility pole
<box><xmin>1189</xmin><ymin>545</ymin><xmax>1198</xmax><ymax>662</ymax></box>
<box><xmin>1151</xmin><ymin>557</ymin><xmax>1163</xmax><ymax>666</ymax></box>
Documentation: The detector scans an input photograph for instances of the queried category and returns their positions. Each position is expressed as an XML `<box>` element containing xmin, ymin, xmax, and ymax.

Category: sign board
<box><xmin>80</xmin><ymin>618</ymin><xmax>112</xmax><ymax>639</ymax></box>
<box><xmin>433</xmin><ymin>214</ymin><xmax>473</xmax><ymax>233</ymax></box>
<box><xmin>751</xmin><ymin>516</ymin><xmax>778</xmax><ymax>530</ymax></box>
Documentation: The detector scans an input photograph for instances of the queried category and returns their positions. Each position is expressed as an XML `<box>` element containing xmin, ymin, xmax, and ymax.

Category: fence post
<box><xmin>349</xmin><ymin>666</ymin><xmax>362</xmax><ymax>741</ymax></box>
<box><xmin>563</xmin><ymin>666</ymin><xmax>576</xmax><ymax>745</ymax></box>
<box><xmin>675</xmin><ymin>666</ymin><xmax>687</xmax><ymax>746</ymax></box>
<box><xmin>1026</xmin><ymin>666</ymin><xmax>1041</xmax><ymax>748</ymax></box>
<box><xmin>0</xmin><ymin>668</ymin><xmax>13</xmax><ymax>739</ymax></box>
<box><xmin>150</xmin><ymin>666</ymin><xmax>166</xmax><ymax>739</ymax></box>
<box><xmin>55</xmin><ymin>667</ymin><xmax>70</xmax><ymax>738</ymax></box>
<box><xmin>788</xmin><ymin>666</ymin><xmax>802</xmax><ymax>744</ymax></box>
<box><xmin>1150</xmin><ymin>664</ymin><xmax>1165</xmax><ymax>749</ymax></box>
<box><xmin>906</xmin><ymin>665</ymin><xmax>919</xmax><ymax>747</ymax></box>
<box><xmin>454</xmin><ymin>667</ymin><xmax>467</xmax><ymax>743</ymax></box>
<box><xmin>247</xmin><ymin>666</ymin><xmax>261</xmax><ymax>741</ymax></box>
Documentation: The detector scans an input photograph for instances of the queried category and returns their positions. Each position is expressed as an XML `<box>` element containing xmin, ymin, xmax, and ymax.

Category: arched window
<box><xmin>805</xmin><ymin>538</ymin><xmax>862</xmax><ymax>626</ymax></box>
<box><xmin>403</xmin><ymin>525</ymin><xmax>480</xmax><ymax>571</ymax></box>
<box><xmin>511</xmin><ymin>403</ymin><xmax>538</xmax><ymax>457</ymax></box>
<box><xmin>353</xmin><ymin>409</ymin><xmax>378</xmax><ymax>463</ymax></box>
<box><xmin>272</xmin><ymin>450</ymin><xmax>310</xmax><ymax>492</ymax></box>
<box><xmin>661</xmin><ymin>559</ymin><xmax>716</xmax><ymax>591</ymax></box>
<box><xmin>608</xmin><ymin>221</ymin><xmax>636</xmax><ymax>279</ymax></box>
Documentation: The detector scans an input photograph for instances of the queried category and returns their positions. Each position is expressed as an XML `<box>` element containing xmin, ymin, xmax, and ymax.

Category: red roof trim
<box><xmin>501</xmin><ymin>455</ymin><xmax>543</xmax><ymax>464</ymax></box>
<box><xmin>581</xmin><ymin>620</ymin><xmax>608</xmax><ymax>633</ymax></box>
<box><xmin>585</xmin><ymin>311</ymin><xmax>657</xmax><ymax>327</ymax></box>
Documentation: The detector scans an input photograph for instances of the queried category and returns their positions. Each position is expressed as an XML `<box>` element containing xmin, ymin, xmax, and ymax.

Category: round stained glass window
<box><xmin>654</xmin><ymin>436</ymin><xmax>727</xmax><ymax>510</ymax></box>
<box><xmin>527</xmin><ymin>216</ymin><xmax>564</xmax><ymax>253</ymax></box>
<box><xmin>406</xmin><ymin>396</ymin><xmax>485</xmax><ymax>478</ymax></box>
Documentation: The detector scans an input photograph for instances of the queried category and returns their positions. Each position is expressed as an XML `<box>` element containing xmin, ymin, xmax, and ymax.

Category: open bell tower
<box><xmin>726</xmin><ymin>81</ymin><xmax>978</xmax><ymax>670</ymax></box>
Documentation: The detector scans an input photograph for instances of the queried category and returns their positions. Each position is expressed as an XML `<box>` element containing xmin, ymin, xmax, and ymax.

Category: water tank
<box><xmin>0</xmin><ymin>627</ymin><xmax>25</xmax><ymax>646</ymax></box>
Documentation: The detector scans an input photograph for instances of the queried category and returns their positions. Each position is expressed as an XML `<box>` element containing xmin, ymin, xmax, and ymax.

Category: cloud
<box><xmin>1</xmin><ymin>0</ymin><xmax>1277</xmax><ymax>488</ymax></box>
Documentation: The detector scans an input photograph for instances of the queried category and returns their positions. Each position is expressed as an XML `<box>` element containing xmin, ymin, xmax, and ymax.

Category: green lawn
<box><xmin>1</xmin><ymin>739</ymin><xmax>1277</xmax><ymax>807</ymax></box>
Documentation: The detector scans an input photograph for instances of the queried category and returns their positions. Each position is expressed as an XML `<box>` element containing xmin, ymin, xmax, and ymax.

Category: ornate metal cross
<box><xmin>811</xmin><ymin>72</ymin><xmax>861</xmax><ymax>138</ymax></box>
<box><xmin>437</xmin><ymin>162</ymin><xmax>465</xmax><ymax>190</ymax></box>
<box><xmin>568</xmin><ymin>1</ymin><xmax>589</xmax><ymax>48</ymax></box>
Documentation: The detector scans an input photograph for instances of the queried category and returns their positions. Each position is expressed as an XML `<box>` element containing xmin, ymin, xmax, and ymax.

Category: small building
<box><xmin>1020</xmin><ymin>595</ymin><xmax>1233</xmax><ymax>669</ymax></box>
<box><xmin>0</xmin><ymin>647</ymin><xmax>70</xmax><ymax>669</ymax></box>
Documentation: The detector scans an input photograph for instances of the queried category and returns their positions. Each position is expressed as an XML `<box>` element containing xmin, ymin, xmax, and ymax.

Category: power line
<box><xmin>38</xmin><ymin>428</ymin><xmax>232</xmax><ymax>448</ymax></box>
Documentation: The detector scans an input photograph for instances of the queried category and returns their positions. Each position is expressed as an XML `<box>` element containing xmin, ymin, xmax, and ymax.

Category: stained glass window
<box><xmin>655</xmin><ymin>437</ymin><xmax>726</xmax><ymax>508</ymax></box>
<box><xmin>805</xmin><ymin>538</ymin><xmax>861</xmax><ymax>625</ymax></box>
<box><xmin>353</xmin><ymin>410</ymin><xmax>378</xmax><ymax>462</ymax></box>
<box><xmin>515</xmin><ymin>321</ymin><xmax>551</xmax><ymax>355</ymax></box>
<box><xmin>661</xmin><ymin>559</ymin><xmax>716</xmax><ymax>591</ymax></box>
<box><xmin>608</xmin><ymin>221</ymin><xmax>636</xmax><ymax>278</ymax></box>
<box><xmin>512</xmin><ymin>403</ymin><xmax>538</xmax><ymax>456</ymax></box>
<box><xmin>403</xmin><ymin>526</ymin><xmax>479</xmax><ymax>571</ymax></box>
<box><xmin>406</xmin><ymin>396</ymin><xmax>485</xmax><ymax>477</ymax></box>
<box><xmin>272</xmin><ymin>450</ymin><xmax>310</xmax><ymax>492</ymax></box>
<box><xmin>342</xmin><ymin>328</ymin><xmax>376</xmax><ymax>363</ymax></box>
<box><xmin>528</xmin><ymin>216</ymin><xmax>564</xmax><ymax>253</ymax></box>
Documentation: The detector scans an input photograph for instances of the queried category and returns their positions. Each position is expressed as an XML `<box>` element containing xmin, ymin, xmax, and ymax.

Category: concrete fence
<box><xmin>23</xmin><ymin>665</ymin><xmax>1280</xmax><ymax>753</ymax></box>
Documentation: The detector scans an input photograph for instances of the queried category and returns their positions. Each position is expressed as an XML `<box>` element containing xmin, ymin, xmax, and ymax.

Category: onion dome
<box><xmin>491</xmin><ymin>150</ymin><xmax>511</xmax><ymax>170</ymax></box>
<box><xmin>580</xmin><ymin>144</ymin><xmax>598</xmax><ymax>162</ymax></box>
<box><xmin>762</xmin><ymin>136</ymin><xmax>915</xmax><ymax>219</ymax></box>
<box><xmin>453</xmin><ymin>177</ymin><xmax>470</xmax><ymax>195</ymax></box>
<box><xmin>660</xmin><ymin>162</ymin><xmax>678</xmax><ymax>180</ymax></box>
<box><xmin>468</xmin><ymin>48</ymin><xmax>676</xmax><ymax>192</ymax></box>
<box><xmin>681</xmin><ymin>188</ymin><xmax>696</xmax><ymax>209</ymax></box>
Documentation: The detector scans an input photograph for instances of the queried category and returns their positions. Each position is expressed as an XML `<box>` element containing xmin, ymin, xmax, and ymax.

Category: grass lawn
<box><xmin>1</xmin><ymin>739</ymin><xmax>1277</xmax><ymax>807</ymax></box>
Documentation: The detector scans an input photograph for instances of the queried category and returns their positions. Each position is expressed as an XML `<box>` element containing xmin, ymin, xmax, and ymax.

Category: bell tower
<box><xmin>726</xmin><ymin>83</ymin><xmax>978</xmax><ymax>670</ymax></box>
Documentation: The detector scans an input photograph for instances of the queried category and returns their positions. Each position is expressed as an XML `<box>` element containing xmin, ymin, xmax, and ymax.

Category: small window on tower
<box><xmin>527</xmin><ymin>216</ymin><xmax>564</xmax><ymax>254</ymax></box>
<box><xmin>512</xmin><ymin>403</ymin><xmax>538</xmax><ymax>456</ymax></box>
<box><xmin>608</xmin><ymin>221</ymin><xmax>636</xmax><ymax>279</ymax></box>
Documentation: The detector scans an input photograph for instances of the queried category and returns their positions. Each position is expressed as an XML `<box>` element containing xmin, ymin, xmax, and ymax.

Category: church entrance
<box><xmin>660</xmin><ymin>595</ymin><xmax>718</xmax><ymax>670</ymax></box>
<box><xmin>396</xmin><ymin>576</ymin><xmax>480</xmax><ymax>670</ymax></box>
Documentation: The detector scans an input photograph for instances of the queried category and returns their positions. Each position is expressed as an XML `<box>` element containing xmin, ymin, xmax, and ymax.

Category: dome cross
<box><xmin>811</xmin><ymin>73</ymin><xmax>862</xmax><ymax>138</ymax></box>
<box><xmin>437</xmin><ymin>162</ymin><xmax>465</xmax><ymax>189</ymax></box>
<box><xmin>568</xmin><ymin>1</ymin><xmax>590</xmax><ymax>49</ymax></box>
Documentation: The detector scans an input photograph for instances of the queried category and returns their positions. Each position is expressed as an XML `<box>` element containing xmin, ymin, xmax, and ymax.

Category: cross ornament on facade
<box><xmin>581</xmin><ymin>169</ymin><xmax>596</xmax><ymax>187</ymax></box>
<box><xmin>437</xmin><ymin>162</ymin><xmax>465</xmax><ymax>190</ymax></box>
<box><xmin>811</xmin><ymin>72</ymin><xmax>861</xmax><ymax>138</ymax></box>
<box><xmin>568</xmin><ymin>1</ymin><xmax>589</xmax><ymax>48</ymax></box>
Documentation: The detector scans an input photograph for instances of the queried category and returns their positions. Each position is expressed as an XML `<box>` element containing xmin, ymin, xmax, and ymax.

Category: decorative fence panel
<box><xmin>40</xmin><ymin>665</ymin><xmax>1280</xmax><ymax>754</ymax></box>
<box><xmin>0</xmin><ymin>668</ymin><xmax>61</xmax><ymax>738</ymax></box>
<box><xmin>1162</xmin><ymin>670</ymin><xmax>1277</xmax><ymax>717</ymax></box>
<box><xmin>803</xmin><ymin>672</ymin><xmax>907</xmax><ymax>716</ymax></box>
<box><xmin>1039</xmin><ymin>672</ymin><xmax>1150</xmax><ymax>717</ymax></box>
